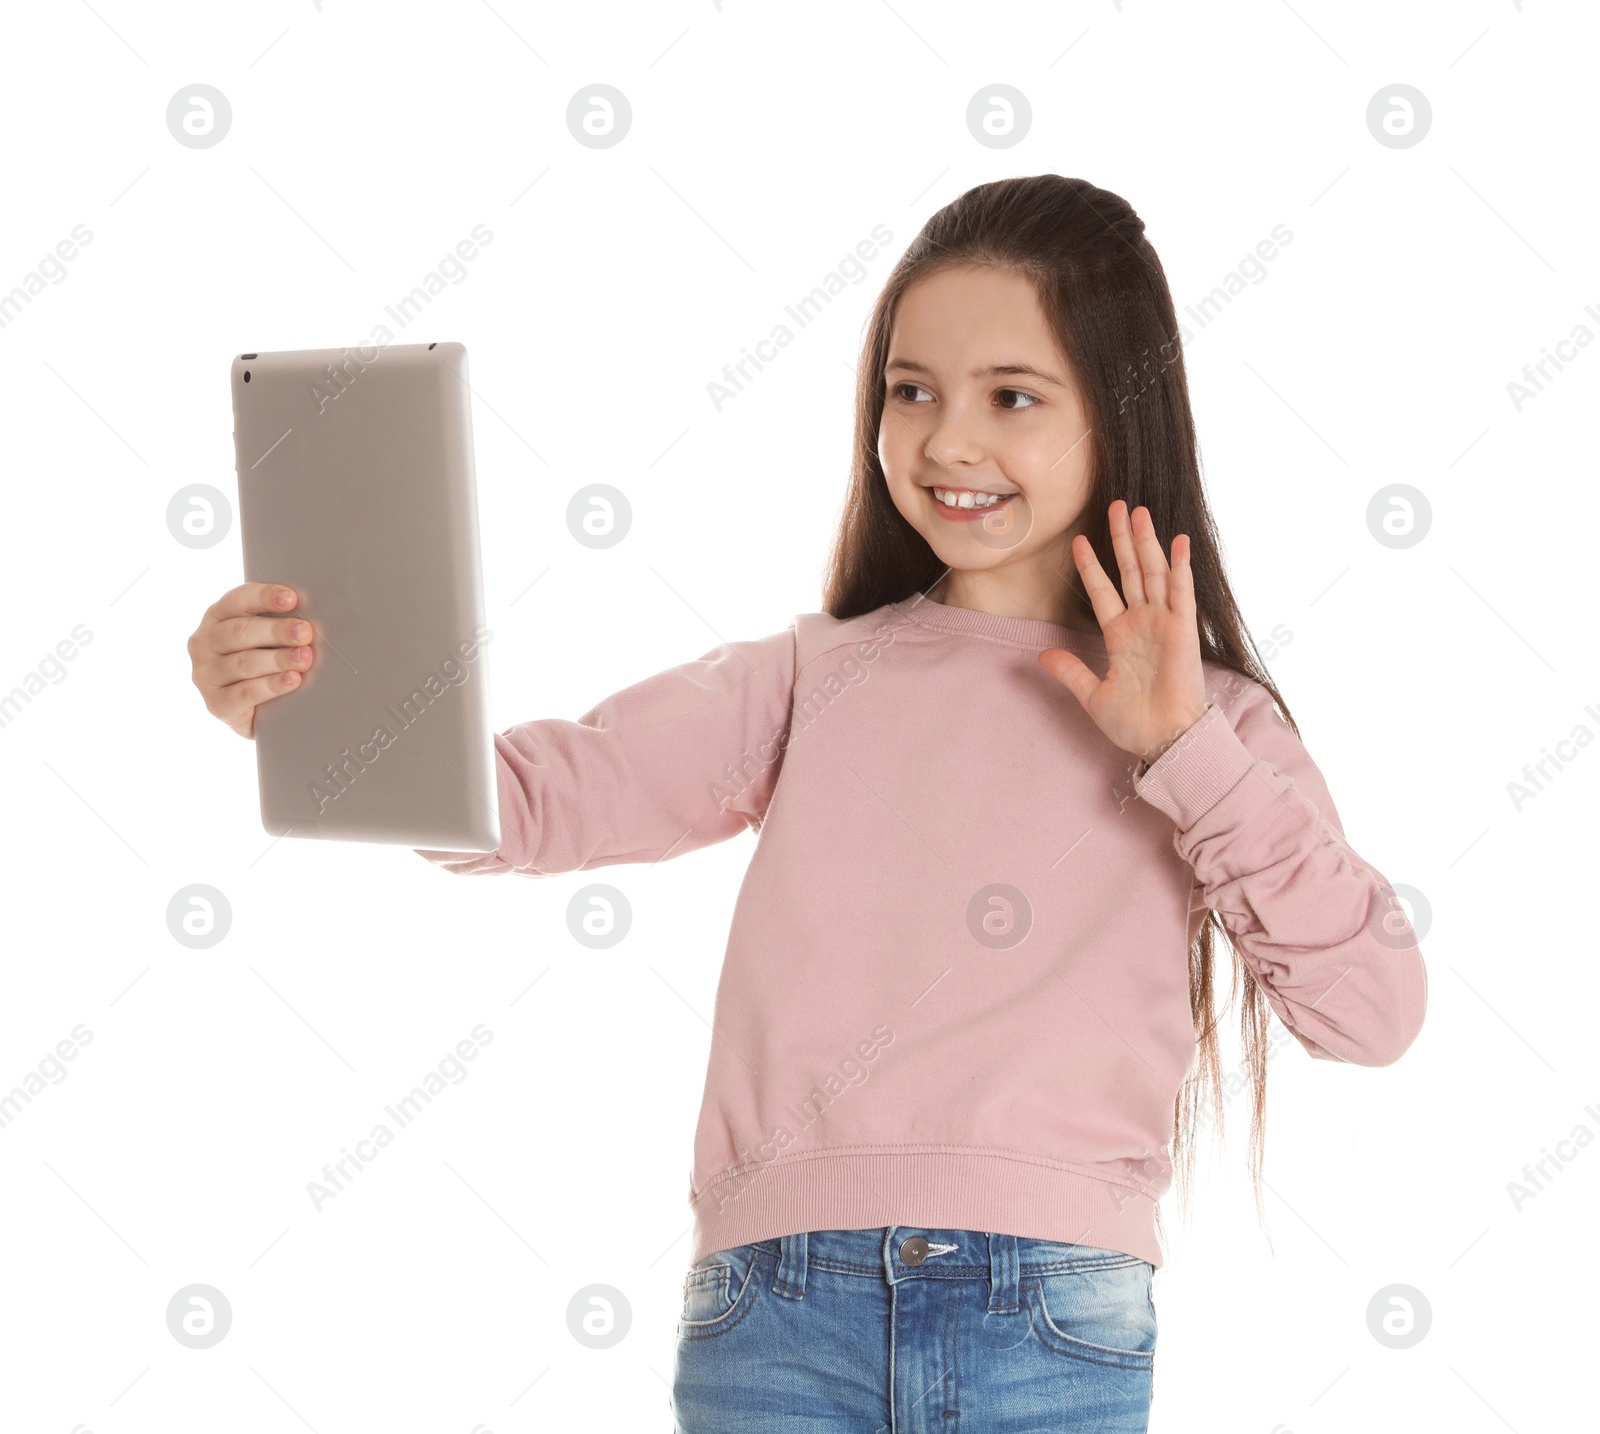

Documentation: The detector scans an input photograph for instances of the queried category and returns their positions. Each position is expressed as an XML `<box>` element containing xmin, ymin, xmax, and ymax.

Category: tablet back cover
<box><xmin>231</xmin><ymin>341</ymin><xmax>499</xmax><ymax>850</ymax></box>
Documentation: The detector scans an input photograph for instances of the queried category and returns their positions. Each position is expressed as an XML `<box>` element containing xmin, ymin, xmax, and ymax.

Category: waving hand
<box><xmin>1037</xmin><ymin>500</ymin><xmax>1209</xmax><ymax>766</ymax></box>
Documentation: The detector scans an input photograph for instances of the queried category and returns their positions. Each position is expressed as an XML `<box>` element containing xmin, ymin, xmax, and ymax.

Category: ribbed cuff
<box><xmin>1133</xmin><ymin>701</ymin><xmax>1258</xmax><ymax>831</ymax></box>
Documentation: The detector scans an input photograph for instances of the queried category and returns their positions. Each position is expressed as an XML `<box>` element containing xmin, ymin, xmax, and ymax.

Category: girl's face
<box><xmin>878</xmin><ymin>262</ymin><xmax>1096</xmax><ymax>605</ymax></box>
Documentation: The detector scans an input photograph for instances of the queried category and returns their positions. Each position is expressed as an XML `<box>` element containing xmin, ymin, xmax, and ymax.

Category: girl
<box><xmin>188</xmin><ymin>174</ymin><xmax>1426</xmax><ymax>1432</ymax></box>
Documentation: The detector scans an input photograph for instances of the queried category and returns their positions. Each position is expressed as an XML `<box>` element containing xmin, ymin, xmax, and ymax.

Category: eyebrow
<box><xmin>885</xmin><ymin>357</ymin><xmax>1067</xmax><ymax>387</ymax></box>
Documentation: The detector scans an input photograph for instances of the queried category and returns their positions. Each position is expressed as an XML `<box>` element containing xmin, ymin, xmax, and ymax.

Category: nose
<box><xmin>922</xmin><ymin>400</ymin><xmax>985</xmax><ymax>470</ymax></box>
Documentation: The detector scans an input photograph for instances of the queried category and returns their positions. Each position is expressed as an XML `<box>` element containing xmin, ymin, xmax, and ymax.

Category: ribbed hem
<box><xmin>889</xmin><ymin>595</ymin><xmax>1108</xmax><ymax>653</ymax></box>
<box><xmin>1133</xmin><ymin>701</ymin><xmax>1258</xmax><ymax>830</ymax></box>
<box><xmin>689</xmin><ymin>1149</ymin><xmax>1163</xmax><ymax>1270</ymax></box>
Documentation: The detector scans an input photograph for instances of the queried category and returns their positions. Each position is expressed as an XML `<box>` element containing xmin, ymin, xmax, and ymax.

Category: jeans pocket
<box><xmin>1025</xmin><ymin>1257</ymin><xmax>1157</xmax><ymax>1368</ymax></box>
<box><xmin>678</xmin><ymin>1243</ymin><xmax>765</xmax><ymax>1339</ymax></box>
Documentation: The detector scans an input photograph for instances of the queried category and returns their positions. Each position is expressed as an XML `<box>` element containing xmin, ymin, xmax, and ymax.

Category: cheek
<box><xmin>877</xmin><ymin>416</ymin><xmax>904</xmax><ymax>478</ymax></box>
<box><xmin>1017</xmin><ymin>417</ymin><xmax>1092</xmax><ymax>487</ymax></box>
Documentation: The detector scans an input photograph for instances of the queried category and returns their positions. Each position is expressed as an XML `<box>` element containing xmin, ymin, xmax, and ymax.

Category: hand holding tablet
<box><xmin>187</xmin><ymin>579</ymin><xmax>315</xmax><ymax>740</ymax></box>
<box><xmin>189</xmin><ymin>341</ymin><xmax>500</xmax><ymax>851</ymax></box>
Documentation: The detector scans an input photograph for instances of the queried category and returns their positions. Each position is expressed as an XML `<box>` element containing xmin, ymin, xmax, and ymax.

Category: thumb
<box><xmin>1038</xmin><ymin>647</ymin><xmax>1099</xmax><ymax>710</ymax></box>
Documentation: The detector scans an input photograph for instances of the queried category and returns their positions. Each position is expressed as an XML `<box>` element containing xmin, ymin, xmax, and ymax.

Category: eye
<box><xmin>996</xmin><ymin>388</ymin><xmax>1041</xmax><ymax>411</ymax></box>
<box><xmin>891</xmin><ymin>381</ymin><xmax>933</xmax><ymax>403</ymax></box>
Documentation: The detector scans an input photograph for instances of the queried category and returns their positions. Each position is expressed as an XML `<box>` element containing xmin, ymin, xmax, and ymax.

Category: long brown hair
<box><xmin>822</xmin><ymin>173</ymin><xmax>1298</xmax><ymax>1252</ymax></box>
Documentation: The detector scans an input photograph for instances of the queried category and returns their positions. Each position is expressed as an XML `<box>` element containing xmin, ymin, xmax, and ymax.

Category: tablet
<box><xmin>230</xmin><ymin>341</ymin><xmax>500</xmax><ymax>851</ymax></box>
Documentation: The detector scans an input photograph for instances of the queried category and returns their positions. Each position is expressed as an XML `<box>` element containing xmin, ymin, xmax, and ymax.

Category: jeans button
<box><xmin>899</xmin><ymin>1235</ymin><xmax>929</xmax><ymax>1266</ymax></box>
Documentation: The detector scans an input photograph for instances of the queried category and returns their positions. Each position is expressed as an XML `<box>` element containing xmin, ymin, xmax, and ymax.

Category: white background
<box><xmin>1</xmin><ymin>1</ymin><xmax>1594</xmax><ymax>1431</ymax></box>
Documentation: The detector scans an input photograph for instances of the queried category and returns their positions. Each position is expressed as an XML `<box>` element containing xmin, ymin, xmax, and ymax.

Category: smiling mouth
<box><xmin>927</xmin><ymin>485</ymin><xmax>1019</xmax><ymax>512</ymax></box>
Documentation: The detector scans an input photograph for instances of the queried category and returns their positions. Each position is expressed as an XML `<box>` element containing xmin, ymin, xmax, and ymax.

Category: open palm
<box><xmin>1038</xmin><ymin>499</ymin><xmax>1209</xmax><ymax>766</ymax></box>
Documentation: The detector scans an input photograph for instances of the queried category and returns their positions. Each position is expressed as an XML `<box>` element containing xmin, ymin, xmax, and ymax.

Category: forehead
<box><xmin>889</xmin><ymin>263</ymin><xmax>1060</xmax><ymax>362</ymax></box>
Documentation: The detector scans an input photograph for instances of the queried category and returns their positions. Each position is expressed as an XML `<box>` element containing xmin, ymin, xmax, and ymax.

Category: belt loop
<box><xmin>773</xmin><ymin>1232</ymin><xmax>808</xmax><ymax>1300</ymax></box>
<box><xmin>986</xmin><ymin>1232</ymin><xmax>1019</xmax><ymax>1314</ymax></box>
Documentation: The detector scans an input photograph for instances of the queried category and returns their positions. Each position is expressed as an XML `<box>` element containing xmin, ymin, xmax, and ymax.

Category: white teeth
<box><xmin>933</xmin><ymin>487</ymin><xmax>1014</xmax><ymax>509</ymax></box>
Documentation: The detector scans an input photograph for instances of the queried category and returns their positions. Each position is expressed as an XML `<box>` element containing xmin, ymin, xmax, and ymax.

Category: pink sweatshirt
<box><xmin>415</xmin><ymin>594</ymin><xmax>1427</xmax><ymax>1268</ymax></box>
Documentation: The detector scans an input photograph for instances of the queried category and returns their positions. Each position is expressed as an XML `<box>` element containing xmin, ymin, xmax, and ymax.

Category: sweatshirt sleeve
<box><xmin>1132</xmin><ymin>678</ymin><xmax>1427</xmax><ymax>1067</ymax></box>
<box><xmin>412</xmin><ymin>623</ymin><xmax>798</xmax><ymax>877</ymax></box>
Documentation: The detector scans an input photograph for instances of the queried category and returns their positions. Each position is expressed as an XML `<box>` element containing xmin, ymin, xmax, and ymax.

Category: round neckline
<box><xmin>889</xmin><ymin>592</ymin><xmax>1107</xmax><ymax>651</ymax></box>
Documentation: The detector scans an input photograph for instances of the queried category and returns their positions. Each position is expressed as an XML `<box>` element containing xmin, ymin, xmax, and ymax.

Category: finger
<box><xmin>204</xmin><ymin>582</ymin><xmax>298</xmax><ymax>625</ymax></box>
<box><xmin>1130</xmin><ymin>505</ymin><xmax>1170</xmax><ymax>607</ymax></box>
<box><xmin>1038</xmin><ymin>648</ymin><xmax>1100</xmax><ymax>710</ymax></box>
<box><xmin>193</xmin><ymin>583</ymin><xmax>303</xmax><ymax>658</ymax></box>
<box><xmin>205</xmin><ymin>667</ymin><xmax>305</xmax><ymax>726</ymax></box>
<box><xmin>1108</xmin><ymin>499</ymin><xmax>1146</xmax><ymax>607</ymax></box>
<box><xmin>212</xmin><ymin>638</ymin><xmax>313</xmax><ymax>687</ymax></box>
<box><xmin>1170</xmin><ymin>533</ymin><xmax>1197</xmax><ymax>622</ymax></box>
<box><xmin>1071</xmin><ymin>534</ymin><xmax>1127</xmax><ymax>627</ymax></box>
<box><xmin>201</xmin><ymin>613</ymin><xmax>314</xmax><ymax>659</ymax></box>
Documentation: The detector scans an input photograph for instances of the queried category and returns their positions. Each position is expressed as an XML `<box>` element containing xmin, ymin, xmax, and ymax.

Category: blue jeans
<box><xmin>671</xmin><ymin>1227</ymin><xmax>1156</xmax><ymax>1432</ymax></box>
